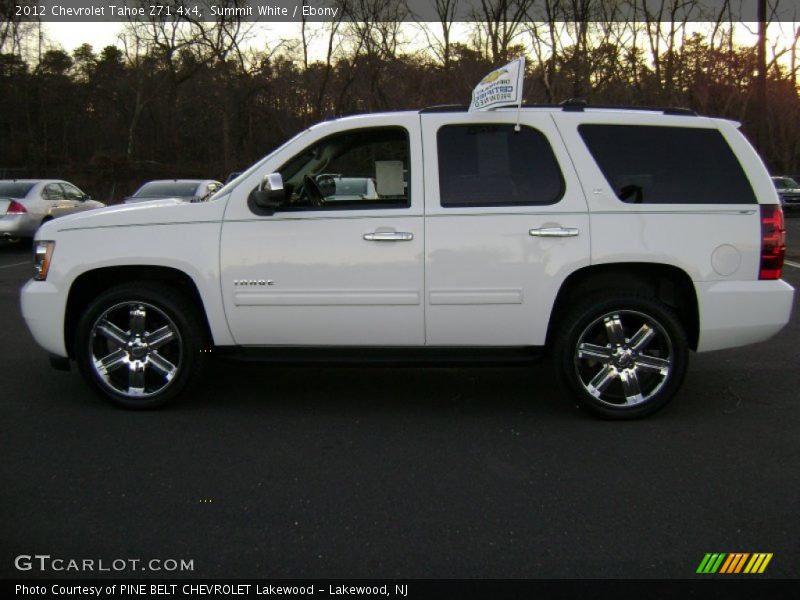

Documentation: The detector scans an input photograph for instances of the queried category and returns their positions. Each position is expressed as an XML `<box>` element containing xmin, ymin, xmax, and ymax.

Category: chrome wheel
<box><xmin>574</xmin><ymin>310</ymin><xmax>673</xmax><ymax>408</ymax></box>
<box><xmin>89</xmin><ymin>301</ymin><xmax>183</xmax><ymax>399</ymax></box>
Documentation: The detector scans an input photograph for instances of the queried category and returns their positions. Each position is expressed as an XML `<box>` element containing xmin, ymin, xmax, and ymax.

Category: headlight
<box><xmin>33</xmin><ymin>241</ymin><xmax>55</xmax><ymax>281</ymax></box>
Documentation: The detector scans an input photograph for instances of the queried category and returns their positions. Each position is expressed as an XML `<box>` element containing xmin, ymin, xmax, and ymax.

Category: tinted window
<box><xmin>134</xmin><ymin>182</ymin><xmax>201</xmax><ymax>198</ymax></box>
<box><xmin>437</xmin><ymin>124</ymin><xmax>564</xmax><ymax>207</ymax></box>
<box><xmin>277</xmin><ymin>127</ymin><xmax>409</xmax><ymax>211</ymax></box>
<box><xmin>0</xmin><ymin>182</ymin><xmax>35</xmax><ymax>198</ymax></box>
<box><xmin>579</xmin><ymin>125</ymin><xmax>756</xmax><ymax>204</ymax></box>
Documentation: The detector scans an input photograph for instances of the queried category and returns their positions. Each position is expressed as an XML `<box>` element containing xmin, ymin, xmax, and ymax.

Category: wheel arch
<box><xmin>546</xmin><ymin>262</ymin><xmax>699</xmax><ymax>351</ymax></box>
<box><xmin>64</xmin><ymin>265</ymin><xmax>213</xmax><ymax>359</ymax></box>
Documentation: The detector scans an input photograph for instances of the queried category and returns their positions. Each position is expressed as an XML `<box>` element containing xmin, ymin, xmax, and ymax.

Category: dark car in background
<box><xmin>771</xmin><ymin>176</ymin><xmax>800</xmax><ymax>211</ymax></box>
<box><xmin>124</xmin><ymin>179</ymin><xmax>223</xmax><ymax>204</ymax></box>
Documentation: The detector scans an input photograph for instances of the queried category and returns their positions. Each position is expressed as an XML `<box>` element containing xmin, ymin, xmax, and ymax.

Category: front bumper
<box><xmin>20</xmin><ymin>279</ymin><xmax>68</xmax><ymax>357</ymax></box>
<box><xmin>696</xmin><ymin>279</ymin><xmax>795</xmax><ymax>352</ymax></box>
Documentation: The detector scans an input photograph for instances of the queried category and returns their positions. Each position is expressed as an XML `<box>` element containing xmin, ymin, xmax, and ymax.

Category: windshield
<box><xmin>773</xmin><ymin>177</ymin><xmax>799</xmax><ymax>189</ymax></box>
<box><xmin>133</xmin><ymin>182</ymin><xmax>200</xmax><ymax>198</ymax></box>
<box><xmin>0</xmin><ymin>182</ymin><xmax>35</xmax><ymax>198</ymax></box>
<box><xmin>208</xmin><ymin>128</ymin><xmax>312</xmax><ymax>200</ymax></box>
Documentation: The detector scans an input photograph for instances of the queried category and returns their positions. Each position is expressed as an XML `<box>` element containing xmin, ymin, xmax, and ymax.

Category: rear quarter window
<box><xmin>578</xmin><ymin>124</ymin><xmax>757</xmax><ymax>205</ymax></box>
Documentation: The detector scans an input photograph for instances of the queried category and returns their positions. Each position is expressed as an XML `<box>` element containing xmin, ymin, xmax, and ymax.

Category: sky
<box><xmin>40</xmin><ymin>20</ymin><xmax>800</xmax><ymax>64</ymax></box>
<box><xmin>45</xmin><ymin>21</ymin><xmax>308</xmax><ymax>53</ymax></box>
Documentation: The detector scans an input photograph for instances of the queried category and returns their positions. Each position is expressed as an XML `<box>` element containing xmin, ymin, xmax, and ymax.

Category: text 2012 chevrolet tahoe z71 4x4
<box><xmin>20</xmin><ymin>105</ymin><xmax>794</xmax><ymax>418</ymax></box>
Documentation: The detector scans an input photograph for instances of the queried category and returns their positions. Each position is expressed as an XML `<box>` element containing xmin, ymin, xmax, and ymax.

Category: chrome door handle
<box><xmin>529</xmin><ymin>227</ymin><xmax>579</xmax><ymax>238</ymax></box>
<box><xmin>363</xmin><ymin>232</ymin><xmax>414</xmax><ymax>241</ymax></box>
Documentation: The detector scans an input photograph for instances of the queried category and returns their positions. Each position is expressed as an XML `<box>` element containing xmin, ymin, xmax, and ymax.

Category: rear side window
<box><xmin>579</xmin><ymin>125</ymin><xmax>756</xmax><ymax>204</ymax></box>
<box><xmin>437</xmin><ymin>124</ymin><xmax>564</xmax><ymax>207</ymax></box>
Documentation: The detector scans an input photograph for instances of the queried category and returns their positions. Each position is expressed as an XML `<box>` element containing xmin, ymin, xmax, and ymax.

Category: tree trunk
<box><xmin>756</xmin><ymin>0</ymin><xmax>768</xmax><ymax>156</ymax></box>
<box><xmin>127</xmin><ymin>89</ymin><xmax>144</xmax><ymax>161</ymax></box>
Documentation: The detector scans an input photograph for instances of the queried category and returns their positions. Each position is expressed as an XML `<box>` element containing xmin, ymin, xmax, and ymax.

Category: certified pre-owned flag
<box><xmin>469</xmin><ymin>57</ymin><xmax>526</xmax><ymax>113</ymax></box>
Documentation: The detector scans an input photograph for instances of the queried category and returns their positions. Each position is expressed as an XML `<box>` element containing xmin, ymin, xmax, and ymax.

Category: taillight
<box><xmin>759</xmin><ymin>204</ymin><xmax>785</xmax><ymax>280</ymax></box>
<box><xmin>6</xmin><ymin>200</ymin><xmax>27</xmax><ymax>214</ymax></box>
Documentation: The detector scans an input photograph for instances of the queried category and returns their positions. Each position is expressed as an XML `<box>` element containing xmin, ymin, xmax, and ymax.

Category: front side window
<box><xmin>579</xmin><ymin>124</ymin><xmax>757</xmax><ymax>204</ymax></box>
<box><xmin>42</xmin><ymin>184</ymin><xmax>64</xmax><ymax>201</ymax></box>
<box><xmin>61</xmin><ymin>183</ymin><xmax>84</xmax><ymax>199</ymax></box>
<box><xmin>436</xmin><ymin>124</ymin><xmax>564</xmax><ymax>207</ymax></box>
<box><xmin>277</xmin><ymin>127</ymin><xmax>410</xmax><ymax>211</ymax></box>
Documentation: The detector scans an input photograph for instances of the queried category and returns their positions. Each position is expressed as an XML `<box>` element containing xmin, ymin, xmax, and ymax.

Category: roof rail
<box><xmin>419</xmin><ymin>104</ymin><xmax>469</xmax><ymax>113</ymax></box>
<box><xmin>419</xmin><ymin>101</ymin><xmax>698</xmax><ymax>116</ymax></box>
<box><xmin>559</xmin><ymin>98</ymin><xmax>697</xmax><ymax>116</ymax></box>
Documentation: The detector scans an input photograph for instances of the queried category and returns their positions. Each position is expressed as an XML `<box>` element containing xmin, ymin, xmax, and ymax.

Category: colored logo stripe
<box><xmin>719</xmin><ymin>553</ymin><xmax>749</xmax><ymax>573</ymax></box>
<box><xmin>744</xmin><ymin>553</ymin><xmax>773</xmax><ymax>574</ymax></box>
<box><xmin>697</xmin><ymin>553</ymin><xmax>726</xmax><ymax>573</ymax></box>
<box><xmin>697</xmin><ymin>553</ymin><xmax>773</xmax><ymax>574</ymax></box>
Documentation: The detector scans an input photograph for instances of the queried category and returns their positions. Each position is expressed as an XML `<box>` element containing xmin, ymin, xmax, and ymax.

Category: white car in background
<box><xmin>0</xmin><ymin>179</ymin><xmax>105</xmax><ymax>241</ymax></box>
<box><xmin>771</xmin><ymin>176</ymin><xmax>800</xmax><ymax>211</ymax></box>
<box><xmin>124</xmin><ymin>179</ymin><xmax>223</xmax><ymax>204</ymax></box>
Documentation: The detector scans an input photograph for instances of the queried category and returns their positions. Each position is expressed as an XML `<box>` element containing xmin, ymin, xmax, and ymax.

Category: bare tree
<box><xmin>473</xmin><ymin>0</ymin><xmax>532</xmax><ymax>63</ymax></box>
<box><xmin>0</xmin><ymin>0</ymin><xmax>39</xmax><ymax>60</ymax></box>
<box><xmin>639</xmin><ymin>0</ymin><xmax>699</xmax><ymax>101</ymax></box>
<box><xmin>757</xmin><ymin>0</ymin><xmax>767</xmax><ymax>151</ymax></box>
<box><xmin>336</xmin><ymin>0</ymin><xmax>409</xmax><ymax>111</ymax></box>
<box><xmin>417</xmin><ymin>0</ymin><xmax>461</xmax><ymax>69</ymax></box>
<box><xmin>118</xmin><ymin>27</ymin><xmax>157</xmax><ymax>160</ymax></box>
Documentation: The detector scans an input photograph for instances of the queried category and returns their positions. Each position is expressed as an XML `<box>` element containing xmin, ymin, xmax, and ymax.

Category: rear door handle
<box><xmin>363</xmin><ymin>232</ymin><xmax>414</xmax><ymax>241</ymax></box>
<box><xmin>529</xmin><ymin>227</ymin><xmax>579</xmax><ymax>238</ymax></box>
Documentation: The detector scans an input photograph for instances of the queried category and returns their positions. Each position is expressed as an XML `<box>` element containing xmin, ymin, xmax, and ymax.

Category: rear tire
<box><xmin>75</xmin><ymin>283</ymin><xmax>207</xmax><ymax>409</ymax></box>
<box><xmin>552</xmin><ymin>292</ymin><xmax>689</xmax><ymax>419</ymax></box>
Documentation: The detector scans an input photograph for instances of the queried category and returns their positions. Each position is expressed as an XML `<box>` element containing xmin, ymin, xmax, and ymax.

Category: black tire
<box><xmin>552</xmin><ymin>292</ymin><xmax>689</xmax><ymax>419</ymax></box>
<box><xmin>75</xmin><ymin>282</ymin><xmax>208</xmax><ymax>409</ymax></box>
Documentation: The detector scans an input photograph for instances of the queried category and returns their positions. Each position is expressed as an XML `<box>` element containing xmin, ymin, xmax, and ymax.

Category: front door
<box><xmin>59</xmin><ymin>182</ymin><xmax>88</xmax><ymax>214</ymax></box>
<box><xmin>220</xmin><ymin>116</ymin><xmax>425</xmax><ymax>346</ymax></box>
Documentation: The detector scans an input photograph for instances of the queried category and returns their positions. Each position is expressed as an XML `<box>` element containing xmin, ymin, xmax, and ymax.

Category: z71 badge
<box><xmin>233</xmin><ymin>279</ymin><xmax>273</xmax><ymax>286</ymax></box>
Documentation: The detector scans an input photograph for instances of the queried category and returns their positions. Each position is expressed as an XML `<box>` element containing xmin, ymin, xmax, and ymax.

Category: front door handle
<box><xmin>363</xmin><ymin>231</ymin><xmax>414</xmax><ymax>242</ymax></box>
<box><xmin>529</xmin><ymin>227</ymin><xmax>579</xmax><ymax>238</ymax></box>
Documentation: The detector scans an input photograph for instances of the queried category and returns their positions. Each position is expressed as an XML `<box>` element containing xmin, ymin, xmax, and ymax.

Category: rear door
<box><xmin>421</xmin><ymin>111</ymin><xmax>591</xmax><ymax>346</ymax></box>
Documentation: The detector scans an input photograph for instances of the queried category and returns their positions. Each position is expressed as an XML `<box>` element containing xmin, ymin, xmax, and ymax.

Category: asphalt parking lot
<box><xmin>1</xmin><ymin>219</ymin><xmax>799</xmax><ymax>580</ymax></box>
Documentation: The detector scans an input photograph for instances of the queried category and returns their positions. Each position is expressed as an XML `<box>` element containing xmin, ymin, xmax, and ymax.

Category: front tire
<box><xmin>75</xmin><ymin>283</ymin><xmax>207</xmax><ymax>409</ymax></box>
<box><xmin>552</xmin><ymin>292</ymin><xmax>689</xmax><ymax>419</ymax></box>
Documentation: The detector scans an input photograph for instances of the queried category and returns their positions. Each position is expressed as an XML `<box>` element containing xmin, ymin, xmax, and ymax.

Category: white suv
<box><xmin>20</xmin><ymin>105</ymin><xmax>794</xmax><ymax>418</ymax></box>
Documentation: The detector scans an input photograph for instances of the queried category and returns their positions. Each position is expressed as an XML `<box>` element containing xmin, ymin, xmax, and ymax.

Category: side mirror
<box><xmin>248</xmin><ymin>173</ymin><xmax>285</xmax><ymax>216</ymax></box>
